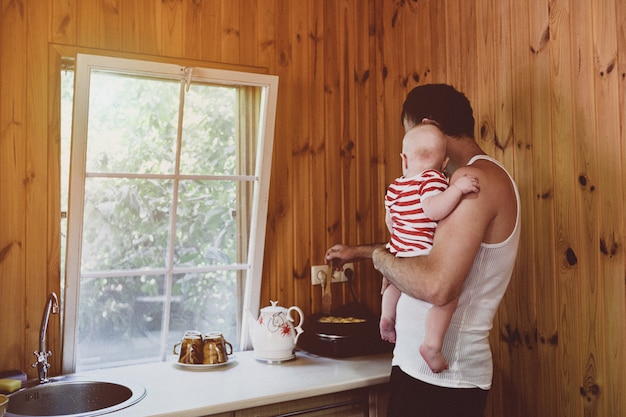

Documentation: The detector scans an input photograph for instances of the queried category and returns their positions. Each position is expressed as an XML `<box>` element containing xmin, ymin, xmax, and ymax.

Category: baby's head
<box><xmin>401</xmin><ymin>124</ymin><xmax>448</xmax><ymax>177</ymax></box>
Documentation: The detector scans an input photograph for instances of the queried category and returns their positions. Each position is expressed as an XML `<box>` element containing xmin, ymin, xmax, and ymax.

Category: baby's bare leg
<box><xmin>380</xmin><ymin>281</ymin><xmax>401</xmax><ymax>343</ymax></box>
<box><xmin>419</xmin><ymin>297</ymin><xmax>459</xmax><ymax>373</ymax></box>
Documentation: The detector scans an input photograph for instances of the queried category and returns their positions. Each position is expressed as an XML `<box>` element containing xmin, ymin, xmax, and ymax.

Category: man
<box><xmin>326</xmin><ymin>84</ymin><xmax>520</xmax><ymax>417</ymax></box>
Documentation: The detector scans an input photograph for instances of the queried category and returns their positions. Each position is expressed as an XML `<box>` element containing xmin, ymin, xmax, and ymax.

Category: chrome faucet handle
<box><xmin>32</xmin><ymin>350</ymin><xmax>52</xmax><ymax>366</ymax></box>
<box><xmin>32</xmin><ymin>350</ymin><xmax>52</xmax><ymax>383</ymax></box>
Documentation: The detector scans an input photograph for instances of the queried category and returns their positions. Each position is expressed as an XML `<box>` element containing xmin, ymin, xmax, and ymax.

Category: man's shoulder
<box><xmin>452</xmin><ymin>159</ymin><xmax>515</xmax><ymax>214</ymax></box>
<box><xmin>457</xmin><ymin>158</ymin><xmax>512</xmax><ymax>186</ymax></box>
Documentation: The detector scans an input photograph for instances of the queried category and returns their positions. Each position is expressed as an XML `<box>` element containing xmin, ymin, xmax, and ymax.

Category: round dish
<box><xmin>173</xmin><ymin>357</ymin><xmax>236</xmax><ymax>371</ymax></box>
<box><xmin>254</xmin><ymin>354</ymin><xmax>295</xmax><ymax>364</ymax></box>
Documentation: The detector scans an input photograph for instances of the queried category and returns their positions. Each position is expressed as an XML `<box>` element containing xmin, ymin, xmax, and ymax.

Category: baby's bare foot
<box><xmin>380</xmin><ymin>317</ymin><xmax>396</xmax><ymax>343</ymax></box>
<box><xmin>419</xmin><ymin>344</ymin><xmax>449</xmax><ymax>373</ymax></box>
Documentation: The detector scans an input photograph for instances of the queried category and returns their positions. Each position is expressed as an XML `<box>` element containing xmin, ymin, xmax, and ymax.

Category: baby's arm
<box><xmin>385</xmin><ymin>206</ymin><xmax>393</xmax><ymax>234</ymax></box>
<box><xmin>421</xmin><ymin>174</ymin><xmax>479</xmax><ymax>220</ymax></box>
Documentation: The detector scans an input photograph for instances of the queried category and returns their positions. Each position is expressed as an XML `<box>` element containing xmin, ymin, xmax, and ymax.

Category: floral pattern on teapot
<box><xmin>247</xmin><ymin>300</ymin><xmax>304</xmax><ymax>361</ymax></box>
<box><xmin>258</xmin><ymin>312</ymin><xmax>292</xmax><ymax>337</ymax></box>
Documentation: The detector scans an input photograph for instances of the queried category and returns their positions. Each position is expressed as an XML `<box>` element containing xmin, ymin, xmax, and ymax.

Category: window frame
<box><xmin>61</xmin><ymin>53</ymin><xmax>278</xmax><ymax>373</ymax></box>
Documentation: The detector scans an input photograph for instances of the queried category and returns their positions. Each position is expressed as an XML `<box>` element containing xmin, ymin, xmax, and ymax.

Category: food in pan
<box><xmin>317</xmin><ymin>316</ymin><xmax>366</xmax><ymax>324</ymax></box>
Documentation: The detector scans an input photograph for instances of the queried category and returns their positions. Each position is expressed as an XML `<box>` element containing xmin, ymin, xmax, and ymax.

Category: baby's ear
<box><xmin>401</xmin><ymin>153</ymin><xmax>408</xmax><ymax>170</ymax></box>
<box><xmin>441</xmin><ymin>156</ymin><xmax>450</xmax><ymax>172</ymax></box>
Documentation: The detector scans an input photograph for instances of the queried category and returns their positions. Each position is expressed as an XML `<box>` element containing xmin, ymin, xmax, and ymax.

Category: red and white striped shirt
<box><xmin>385</xmin><ymin>169</ymin><xmax>448</xmax><ymax>256</ymax></box>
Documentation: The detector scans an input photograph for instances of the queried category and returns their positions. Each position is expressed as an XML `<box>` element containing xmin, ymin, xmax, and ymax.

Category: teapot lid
<box><xmin>260</xmin><ymin>300</ymin><xmax>287</xmax><ymax>313</ymax></box>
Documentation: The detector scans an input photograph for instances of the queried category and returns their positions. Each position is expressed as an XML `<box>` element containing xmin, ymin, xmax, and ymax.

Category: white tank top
<box><xmin>391</xmin><ymin>155</ymin><xmax>521</xmax><ymax>390</ymax></box>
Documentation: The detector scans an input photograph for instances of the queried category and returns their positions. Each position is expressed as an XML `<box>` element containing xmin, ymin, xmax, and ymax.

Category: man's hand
<box><xmin>325</xmin><ymin>245</ymin><xmax>359</xmax><ymax>269</ymax></box>
<box><xmin>325</xmin><ymin>243</ymin><xmax>385</xmax><ymax>269</ymax></box>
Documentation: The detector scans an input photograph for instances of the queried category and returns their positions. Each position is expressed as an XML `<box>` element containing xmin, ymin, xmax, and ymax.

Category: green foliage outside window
<box><xmin>65</xmin><ymin>69</ymin><xmax>247</xmax><ymax>366</ymax></box>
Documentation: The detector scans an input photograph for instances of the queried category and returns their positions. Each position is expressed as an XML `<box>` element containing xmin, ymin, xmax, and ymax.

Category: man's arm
<box><xmin>325</xmin><ymin>243</ymin><xmax>386</xmax><ymax>269</ymax></box>
<box><xmin>373</xmin><ymin>168</ymin><xmax>490</xmax><ymax>306</ymax></box>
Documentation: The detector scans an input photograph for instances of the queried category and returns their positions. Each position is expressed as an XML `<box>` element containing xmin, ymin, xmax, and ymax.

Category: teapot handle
<box><xmin>287</xmin><ymin>306</ymin><xmax>304</xmax><ymax>343</ymax></box>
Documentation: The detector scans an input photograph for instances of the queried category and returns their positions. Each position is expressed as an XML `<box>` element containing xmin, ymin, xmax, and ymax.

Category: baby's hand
<box><xmin>452</xmin><ymin>174</ymin><xmax>480</xmax><ymax>194</ymax></box>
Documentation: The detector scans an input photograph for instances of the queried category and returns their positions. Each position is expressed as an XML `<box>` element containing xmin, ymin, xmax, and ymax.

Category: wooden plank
<box><xmin>181</xmin><ymin>0</ymin><xmax>203</xmax><ymax>60</ymax></box>
<box><xmin>443</xmin><ymin>1</ymin><xmax>462</xmax><ymax>88</ymax></box>
<box><xmin>199</xmin><ymin>0</ymin><xmax>222</xmax><ymax>62</ymax></box>
<box><xmin>76</xmin><ymin>0</ymin><xmax>98</xmax><ymax>47</ymax></box>
<box><xmin>369</xmin><ymin>0</ymin><xmax>388</xmax><ymax>317</ymax></box>
<box><xmin>220</xmin><ymin>0</ymin><xmax>240</xmax><ymax>64</ymax></box>
<box><xmin>319</xmin><ymin>0</ymin><xmax>346</xmax><ymax>308</ymax></box>
<box><xmin>570</xmin><ymin>2</ymin><xmax>602</xmax><ymax>417</ymax></box>
<box><xmin>614</xmin><ymin>0</ymin><xmax>626</xmax><ymax>411</ymax></box>
<box><xmin>494</xmin><ymin>0</ymin><xmax>523</xmax><ymax>414</ymax></box>
<box><xmin>266</xmin><ymin>0</ymin><xmax>294</xmax><ymax>305</ymax></box>
<box><xmin>322</xmin><ymin>0</ymin><xmax>344</xmax><ymax>309</ymax></box>
<box><xmin>457</xmin><ymin>0</ymin><xmax>477</xmax><ymax>105</ymax></box>
<box><xmin>74</xmin><ymin>0</ymin><xmax>122</xmax><ymax>50</ymax></box>
<box><xmin>335</xmin><ymin>0</ymin><xmax>358</xmax><ymax>307</ymax></box>
<box><xmin>0</xmin><ymin>0</ymin><xmax>28</xmax><ymax>375</ymax></box>
<box><xmin>473</xmin><ymin>0</ymin><xmax>497</xmax><ymax>150</ymax></box>
<box><xmin>352</xmin><ymin>0</ymin><xmax>378</xmax><ymax>308</ymax></box>
<box><xmin>507</xmin><ymin>1</ymin><xmax>542</xmax><ymax>416</ymax></box>
<box><xmin>289</xmin><ymin>0</ymin><xmax>313</xmax><ymax>311</ymax></box>
<box><xmin>550</xmin><ymin>1</ymin><xmax>583</xmax><ymax>416</ymax></box>
<box><xmin>379</xmin><ymin>0</ymin><xmax>403</xmax><ymax>191</ymax></box>
<box><xmin>589</xmin><ymin>0</ymin><xmax>625</xmax><ymax>415</ymax></box>
<box><xmin>528</xmin><ymin>0</ymin><xmax>559</xmax><ymax>415</ymax></box>
<box><xmin>372</xmin><ymin>0</ymin><xmax>387</xmax><ymax>262</ymax></box>
<box><xmin>619</xmin><ymin>0</ymin><xmax>626</xmax><ymax>246</ymax></box>
<box><xmin>50</xmin><ymin>0</ymin><xmax>76</xmax><ymax>45</ymax></box>
<box><xmin>307</xmin><ymin>0</ymin><xmax>327</xmax><ymax>314</ymax></box>
<box><xmin>255</xmin><ymin>0</ymin><xmax>275</xmax><ymax>71</ymax></box>
<box><xmin>409</xmin><ymin>0</ymin><xmax>433</xmax><ymax>87</ymax></box>
<box><xmin>99</xmin><ymin>0</ymin><xmax>122</xmax><ymax>50</ymax></box>
<box><xmin>238</xmin><ymin>0</ymin><xmax>257</xmax><ymax>67</ymax></box>
<box><xmin>429</xmin><ymin>0</ymin><xmax>448</xmax><ymax>83</ymax></box>
<box><xmin>121</xmin><ymin>0</ymin><xmax>159</xmax><ymax>55</ymax></box>
<box><xmin>160</xmin><ymin>0</ymin><xmax>184</xmax><ymax>58</ymax></box>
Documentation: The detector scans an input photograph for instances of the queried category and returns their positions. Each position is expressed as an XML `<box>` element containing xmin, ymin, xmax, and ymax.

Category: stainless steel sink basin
<box><xmin>6</xmin><ymin>376</ymin><xmax>146</xmax><ymax>417</ymax></box>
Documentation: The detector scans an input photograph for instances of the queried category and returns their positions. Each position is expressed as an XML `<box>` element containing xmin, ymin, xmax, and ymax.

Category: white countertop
<box><xmin>78</xmin><ymin>350</ymin><xmax>392</xmax><ymax>417</ymax></box>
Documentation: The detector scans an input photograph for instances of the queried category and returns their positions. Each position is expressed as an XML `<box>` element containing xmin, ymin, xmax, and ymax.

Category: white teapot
<box><xmin>247</xmin><ymin>300</ymin><xmax>304</xmax><ymax>362</ymax></box>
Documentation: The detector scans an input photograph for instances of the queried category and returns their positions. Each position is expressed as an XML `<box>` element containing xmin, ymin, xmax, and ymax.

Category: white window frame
<box><xmin>62</xmin><ymin>54</ymin><xmax>278</xmax><ymax>373</ymax></box>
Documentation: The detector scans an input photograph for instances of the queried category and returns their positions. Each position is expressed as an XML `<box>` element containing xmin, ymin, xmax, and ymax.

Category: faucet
<box><xmin>32</xmin><ymin>292</ymin><xmax>59</xmax><ymax>384</ymax></box>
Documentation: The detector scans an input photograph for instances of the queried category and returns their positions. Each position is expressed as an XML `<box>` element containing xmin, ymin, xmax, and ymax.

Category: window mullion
<box><xmin>159</xmin><ymin>80</ymin><xmax>187</xmax><ymax>361</ymax></box>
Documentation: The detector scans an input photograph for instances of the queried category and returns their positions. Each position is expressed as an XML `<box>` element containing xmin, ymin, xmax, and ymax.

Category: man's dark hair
<box><xmin>401</xmin><ymin>84</ymin><xmax>475</xmax><ymax>138</ymax></box>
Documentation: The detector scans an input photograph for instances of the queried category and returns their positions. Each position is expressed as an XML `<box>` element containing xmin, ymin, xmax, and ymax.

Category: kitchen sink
<box><xmin>6</xmin><ymin>376</ymin><xmax>146</xmax><ymax>417</ymax></box>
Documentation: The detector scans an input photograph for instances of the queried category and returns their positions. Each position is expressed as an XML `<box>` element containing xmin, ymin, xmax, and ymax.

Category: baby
<box><xmin>381</xmin><ymin>123</ymin><xmax>479</xmax><ymax>373</ymax></box>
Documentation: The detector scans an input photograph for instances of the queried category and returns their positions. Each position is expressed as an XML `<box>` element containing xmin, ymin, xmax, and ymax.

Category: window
<box><xmin>62</xmin><ymin>54</ymin><xmax>278</xmax><ymax>372</ymax></box>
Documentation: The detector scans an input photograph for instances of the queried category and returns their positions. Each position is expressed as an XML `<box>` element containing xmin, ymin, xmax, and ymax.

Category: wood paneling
<box><xmin>1</xmin><ymin>0</ymin><xmax>28</xmax><ymax>375</ymax></box>
<box><xmin>1</xmin><ymin>1</ymin><xmax>625</xmax><ymax>416</ymax></box>
<box><xmin>528</xmin><ymin>1</ymin><xmax>559</xmax><ymax>416</ymax></box>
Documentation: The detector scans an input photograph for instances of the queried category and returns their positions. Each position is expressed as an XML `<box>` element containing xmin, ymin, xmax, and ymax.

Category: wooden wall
<box><xmin>0</xmin><ymin>1</ymin><xmax>624</xmax><ymax>416</ymax></box>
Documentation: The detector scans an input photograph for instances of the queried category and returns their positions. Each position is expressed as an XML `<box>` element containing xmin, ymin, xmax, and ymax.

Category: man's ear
<box><xmin>421</xmin><ymin>118</ymin><xmax>441</xmax><ymax>128</ymax></box>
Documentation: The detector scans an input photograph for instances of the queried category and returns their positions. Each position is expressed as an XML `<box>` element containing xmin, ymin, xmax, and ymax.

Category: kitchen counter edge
<box><xmin>77</xmin><ymin>350</ymin><xmax>393</xmax><ymax>417</ymax></box>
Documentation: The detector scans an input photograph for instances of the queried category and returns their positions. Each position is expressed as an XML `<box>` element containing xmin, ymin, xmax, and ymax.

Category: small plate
<box><xmin>255</xmin><ymin>354</ymin><xmax>296</xmax><ymax>364</ymax></box>
<box><xmin>173</xmin><ymin>357</ymin><xmax>236</xmax><ymax>371</ymax></box>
